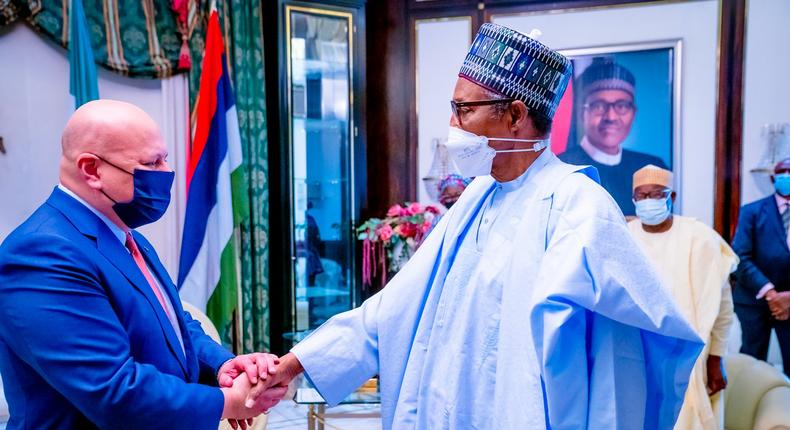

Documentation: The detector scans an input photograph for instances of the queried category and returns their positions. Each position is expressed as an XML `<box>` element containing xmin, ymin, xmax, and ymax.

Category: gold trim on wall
<box><xmin>284</xmin><ymin>5</ymin><xmax>355</xmax><ymax>205</ymax></box>
<box><xmin>487</xmin><ymin>0</ymin><xmax>710</xmax><ymax>19</ymax></box>
<box><xmin>284</xmin><ymin>4</ymin><xmax>356</xmax><ymax>324</ymax></box>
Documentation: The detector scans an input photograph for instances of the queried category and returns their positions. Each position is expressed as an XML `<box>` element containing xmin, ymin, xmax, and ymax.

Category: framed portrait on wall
<box><xmin>549</xmin><ymin>41</ymin><xmax>680</xmax><ymax>216</ymax></box>
<box><xmin>490</xmin><ymin>0</ymin><xmax>721</xmax><ymax>223</ymax></box>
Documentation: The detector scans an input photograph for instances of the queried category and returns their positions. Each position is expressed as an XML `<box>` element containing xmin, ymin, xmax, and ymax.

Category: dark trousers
<box><xmin>735</xmin><ymin>303</ymin><xmax>790</xmax><ymax>376</ymax></box>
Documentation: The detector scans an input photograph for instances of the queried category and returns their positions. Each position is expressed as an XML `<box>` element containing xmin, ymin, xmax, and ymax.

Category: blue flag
<box><xmin>69</xmin><ymin>0</ymin><xmax>99</xmax><ymax>108</ymax></box>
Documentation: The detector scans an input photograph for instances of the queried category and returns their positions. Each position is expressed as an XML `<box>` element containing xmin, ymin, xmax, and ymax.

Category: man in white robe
<box><xmin>628</xmin><ymin>165</ymin><xmax>737</xmax><ymax>430</ymax></box>
<box><xmin>254</xmin><ymin>24</ymin><xmax>702</xmax><ymax>429</ymax></box>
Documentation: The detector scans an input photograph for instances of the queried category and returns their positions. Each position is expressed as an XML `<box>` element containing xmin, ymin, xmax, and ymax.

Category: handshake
<box><xmin>217</xmin><ymin>352</ymin><xmax>304</xmax><ymax>428</ymax></box>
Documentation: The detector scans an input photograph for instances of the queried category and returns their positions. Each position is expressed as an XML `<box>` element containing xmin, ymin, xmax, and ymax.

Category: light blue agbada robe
<box><xmin>291</xmin><ymin>150</ymin><xmax>703</xmax><ymax>430</ymax></box>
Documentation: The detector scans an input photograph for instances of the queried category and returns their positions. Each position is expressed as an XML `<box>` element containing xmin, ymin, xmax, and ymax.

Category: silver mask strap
<box><xmin>488</xmin><ymin>137</ymin><xmax>548</xmax><ymax>153</ymax></box>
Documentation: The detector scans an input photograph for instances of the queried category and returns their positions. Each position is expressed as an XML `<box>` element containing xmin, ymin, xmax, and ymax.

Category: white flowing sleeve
<box><xmin>708</xmin><ymin>235</ymin><xmax>738</xmax><ymax>357</ymax></box>
<box><xmin>291</xmin><ymin>294</ymin><xmax>382</xmax><ymax>406</ymax></box>
<box><xmin>289</xmin><ymin>208</ymin><xmax>455</xmax><ymax>407</ymax></box>
<box><xmin>531</xmin><ymin>173</ymin><xmax>703</xmax><ymax>430</ymax></box>
<box><xmin>709</xmin><ymin>281</ymin><xmax>734</xmax><ymax>357</ymax></box>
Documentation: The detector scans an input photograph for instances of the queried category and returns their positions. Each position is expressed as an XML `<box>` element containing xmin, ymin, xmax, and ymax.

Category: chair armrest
<box><xmin>724</xmin><ymin>354</ymin><xmax>790</xmax><ymax>430</ymax></box>
<box><xmin>754</xmin><ymin>386</ymin><xmax>790</xmax><ymax>430</ymax></box>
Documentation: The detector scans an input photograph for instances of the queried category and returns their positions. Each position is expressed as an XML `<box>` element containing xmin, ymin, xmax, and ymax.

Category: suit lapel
<box><xmin>763</xmin><ymin>197</ymin><xmax>790</xmax><ymax>253</ymax></box>
<box><xmin>48</xmin><ymin>187</ymin><xmax>189</xmax><ymax>377</ymax></box>
<box><xmin>95</xmin><ymin>228</ymin><xmax>189</xmax><ymax>377</ymax></box>
<box><xmin>133</xmin><ymin>232</ymin><xmax>196</xmax><ymax>379</ymax></box>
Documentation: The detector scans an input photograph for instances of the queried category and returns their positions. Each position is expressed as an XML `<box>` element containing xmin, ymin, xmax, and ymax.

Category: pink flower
<box><xmin>387</xmin><ymin>204</ymin><xmax>403</xmax><ymax>217</ymax></box>
<box><xmin>422</xmin><ymin>220</ymin><xmax>433</xmax><ymax>232</ymax></box>
<box><xmin>377</xmin><ymin>224</ymin><xmax>394</xmax><ymax>242</ymax></box>
<box><xmin>397</xmin><ymin>222</ymin><xmax>419</xmax><ymax>238</ymax></box>
<box><xmin>425</xmin><ymin>205</ymin><xmax>440</xmax><ymax>215</ymax></box>
<box><xmin>406</xmin><ymin>202</ymin><xmax>422</xmax><ymax>216</ymax></box>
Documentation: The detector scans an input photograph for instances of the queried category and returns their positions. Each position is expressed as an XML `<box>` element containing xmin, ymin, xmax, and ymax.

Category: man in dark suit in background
<box><xmin>732</xmin><ymin>157</ymin><xmax>790</xmax><ymax>375</ymax></box>
<box><xmin>0</xmin><ymin>100</ymin><xmax>286</xmax><ymax>428</ymax></box>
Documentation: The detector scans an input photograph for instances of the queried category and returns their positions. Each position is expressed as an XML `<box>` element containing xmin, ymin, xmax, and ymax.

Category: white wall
<box><xmin>492</xmin><ymin>0</ymin><xmax>720</xmax><ymax>225</ymax></box>
<box><xmin>0</xmin><ymin>23</ymin><xmax>187</xmax><ymax>278</ymax></box>
<box><xmin>415</xmin><ymin>17</ymin><xmax>471</xmax><ymax>206</ymax></box>
<box><xmin>741</xmin><ymin>0</ymin><xmax>790</xmax><ymax>205</ymax></box>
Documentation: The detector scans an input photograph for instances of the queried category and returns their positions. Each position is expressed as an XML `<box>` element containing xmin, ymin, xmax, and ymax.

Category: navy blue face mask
<box><xmin>95</xmin><ymin>155</ymin><xmax>175</xmax><ymax>229</ymax></box>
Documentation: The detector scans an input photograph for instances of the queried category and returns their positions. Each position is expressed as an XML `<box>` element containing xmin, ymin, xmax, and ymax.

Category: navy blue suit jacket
<box><xmin>0</xmin><ymin>188</ymin><xmax>234</xmax><ymax>429</ymax></box>
<box><xmin>732</xmin><ymin>195</ymin><xmax>790</xmax><ymax>306</ymax></box>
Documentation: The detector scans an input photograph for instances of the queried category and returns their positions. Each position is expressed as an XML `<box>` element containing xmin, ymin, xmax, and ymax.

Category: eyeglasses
<box><xmin>633</xmin><ymin>188</ymin><xmax>671</xmax><ymax>201</ymax></box>
<box><xmin>450</xmin><ymin>98</ymin><xmax>514</xmax><ymax>125</ymax></box>
<box><xmin>583</xmin><ymin>100</ymin><xmax>635</xmax><ymax>116</ymax></box>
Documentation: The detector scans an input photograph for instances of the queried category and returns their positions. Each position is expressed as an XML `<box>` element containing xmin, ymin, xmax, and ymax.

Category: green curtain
<box><xmin>0</xmin><ymin>0</ymin><xmax>185</xmax><ymax>78</ymax></box>
<box><xmin>188</xmin><ymin>0</ymin><xmax>270</xmax><ymax>353</ymax></box>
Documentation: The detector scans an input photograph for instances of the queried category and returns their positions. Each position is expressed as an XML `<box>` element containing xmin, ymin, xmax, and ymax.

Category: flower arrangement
<box><xmin>357</xmin><ymin>202</ymin><xmax>441</xmax><ymax>290</ymax></box>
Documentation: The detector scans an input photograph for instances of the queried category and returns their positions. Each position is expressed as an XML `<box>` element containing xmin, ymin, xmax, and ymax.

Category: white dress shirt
<box><xmin>580</xmin><ymin>135</ymin><xmax>623</xmax><ymax>166</ymax></box>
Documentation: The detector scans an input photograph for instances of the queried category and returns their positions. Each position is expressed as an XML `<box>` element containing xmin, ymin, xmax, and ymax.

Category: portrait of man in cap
<box><xmin>560</xmin><ymin>56</ymin><xmax>671</xmax><ymax>216</ymax></box>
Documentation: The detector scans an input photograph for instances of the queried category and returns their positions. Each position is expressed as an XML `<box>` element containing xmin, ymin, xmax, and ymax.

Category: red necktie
<box><xmin>125</xmin><ymin>232</ymin><xmax>173</xmax><ymax>319</ymax></box>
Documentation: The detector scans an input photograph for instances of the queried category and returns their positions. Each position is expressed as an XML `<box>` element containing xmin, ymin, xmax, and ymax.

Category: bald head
<box><xmin>61</xmin><ymin>99</ymin><xmax>161</xmax><ymax>160</ymax></box>
<box><xmin>59</xmin><ymin>100</ymin><xmax>170</xmax><ymax>229</ymax></box>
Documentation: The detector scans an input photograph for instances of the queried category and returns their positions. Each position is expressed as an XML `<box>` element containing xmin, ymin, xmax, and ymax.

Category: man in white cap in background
<box><xmin>628</xmin><ymin>165</ymin><xmax>737</xmax><ymax>430</ymax></box>
<box><xmin>252</xmin><ymin>24</ymin><xmax>702</xmax><ymax>430</ymax></box>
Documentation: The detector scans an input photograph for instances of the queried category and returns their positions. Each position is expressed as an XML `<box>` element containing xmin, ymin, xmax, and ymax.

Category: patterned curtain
<box><xmin>0</xmin><ymin>0</ymin><xmax>185</xmax><ymax>78</ymax></box>
<box><xmin>188</xmin><ymin>0</ymin><xmax>270</xmax><ymax>353</ymax></box>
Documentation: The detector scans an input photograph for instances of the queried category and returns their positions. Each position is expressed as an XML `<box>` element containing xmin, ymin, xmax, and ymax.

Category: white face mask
<box><xmin>634</xmin><ymin>195</ymin><xmax>672</xmax><ymax>226</ymax></box>
<box><xmin>445</xmin><ymin>126</ymin><xmax>549</xmax><ymax>177</ymax></box>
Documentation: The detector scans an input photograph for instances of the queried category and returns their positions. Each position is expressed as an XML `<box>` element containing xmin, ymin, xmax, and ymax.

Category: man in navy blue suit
<box><xmin>732</xmin><ymin>158</ymin><xmax>790</xmax><ymax>375</ymax></box>
<box><xmin>0</xmin><ymin>100</ymin><xmax>287</xmax><ymax>429</ymax></box>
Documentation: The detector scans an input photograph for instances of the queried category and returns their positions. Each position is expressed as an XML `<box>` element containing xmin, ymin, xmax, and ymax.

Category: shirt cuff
<box><xmin>290</xmin><ymin>341</ymin><xmax>359</xmax><ymax>407</ymax></box>
<box><xmin>756</xmin><ymin>283</ymin><xmax>775</xmax><ymax>300</ymax></box>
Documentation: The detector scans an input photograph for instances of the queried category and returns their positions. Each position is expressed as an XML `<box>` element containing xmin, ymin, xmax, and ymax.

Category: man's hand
<box><xmin>706</xmin><ymin>355</ymin><xmax>727</xmax><ymax>396</ymax></box>
<box><xmin>227</xmin><ymin>418</ymin><xmax>253</xmax><ymax>430</ymax></box>
<box><xmin>766</xmin><ymin>291</ymin><xmax>790</xmax><ymax>320</ymax></box>
<box><xmin>245</xmin><ymin>352</ymin><xmax>304</xmax><ymax>408</ymax></box>
<box><xmin>219</xmin><ymin>353</ymin><xmax>281</xmax><ymax>429</ymax></box>
<box><xmin>221</xmin><ymin>373</ymin><xmax>288</xmax><ymax>422</ymax></box>
<box><xmin>243</xmin><ymin>382</ymin><xmax>289</xmax><ymax>414</ymax></box>
<box><xmin>218</xmin><ymin>353</ymin><xmax>279</xmax><ymax>387</ymax></box>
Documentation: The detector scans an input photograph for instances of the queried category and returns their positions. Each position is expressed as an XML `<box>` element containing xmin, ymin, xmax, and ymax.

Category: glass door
<box><xmin>286</xmin><ymin>4</ymin><xmax>357</xmax><ymax>338</ymax></box>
